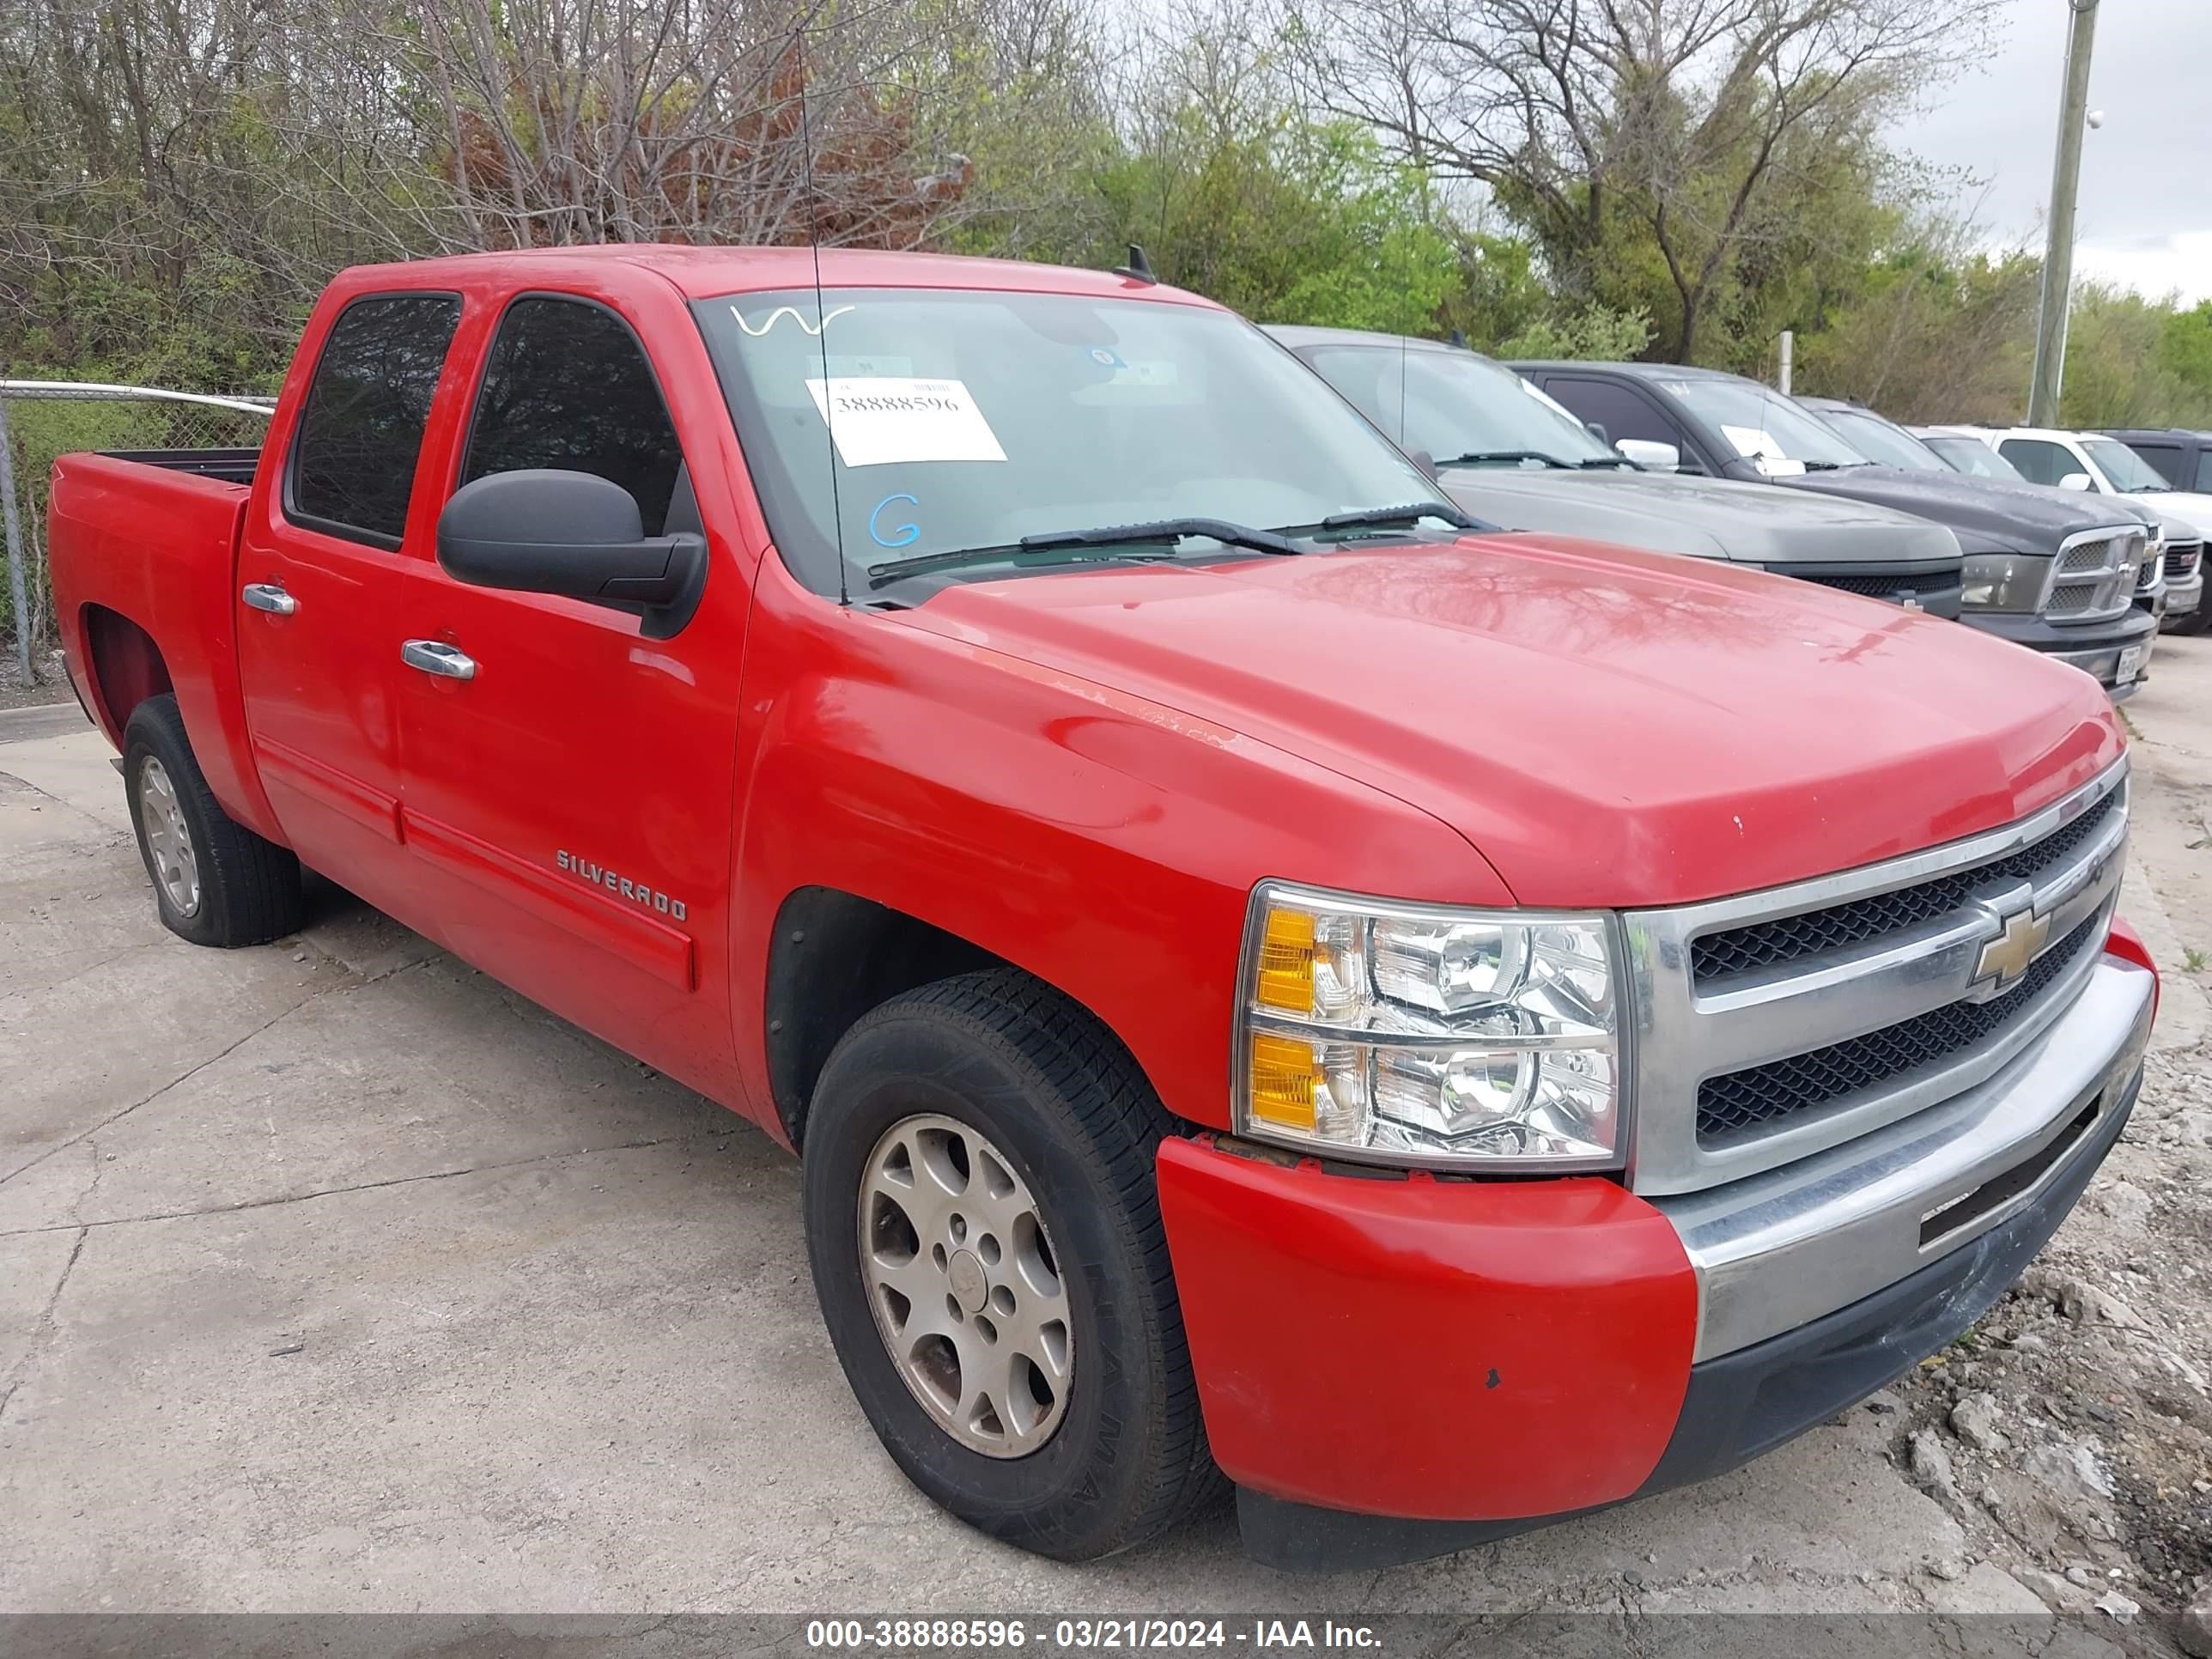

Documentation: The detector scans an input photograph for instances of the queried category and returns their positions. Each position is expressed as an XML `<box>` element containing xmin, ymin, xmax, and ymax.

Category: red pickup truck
<box><xmin>48</xmin><ymin>246</ymin><xmax>2158</xmax><ymax>1570</ymax></box>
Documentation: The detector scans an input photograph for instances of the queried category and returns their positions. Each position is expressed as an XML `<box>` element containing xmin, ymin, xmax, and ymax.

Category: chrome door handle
<box><xmin>241</xmin><ymin>582</ymin><xmax>297</xmax><ymax>616</ymax></box>
<box><xmin>401</xmin><ymin>639</ymin><xmax>477</xmax><ymax>681</ymax></box>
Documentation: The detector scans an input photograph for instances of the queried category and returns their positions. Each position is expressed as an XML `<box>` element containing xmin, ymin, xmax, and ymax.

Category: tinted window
<box><xmin>1818</xmin><ymin>408</ymin><xmax>1946</xmax><ymax>471</ymax></box>
<box><xmin>464</xmin><ymin>297</ymin><xmax>685</xmax><ymax>535</ymax></box>
<box><xmin>2124</xmin><ymin>441</ymin><xmax>2185</xmax><ymax>487</ymax></box>
<box><xmin>1539</xmin><ymin>378</ymin><xmax>1683</xmax><ymax>450</ymax></box>
<box><xmin>2197</xmin><ymin>452</ymin><xmax>2212</xmax><ymax>493</ymax></box>
<box><xmin>2000</xmin><ymin>438</ymin><xmax>2081</xmax><ymax>486</ymax></box>
<box><xmin>289</xmin><ymin>295</ymin><xmax>461</xmax><ymax>544</ymax></box>
<box><xmin>1300</xmin><ymin>346</ymin><xmax>1620</xmax><ymax>467</ymax></box>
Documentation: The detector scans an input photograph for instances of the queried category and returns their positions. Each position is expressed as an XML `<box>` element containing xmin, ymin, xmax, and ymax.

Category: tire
<box><xmin>801</xmin><ymin>969</ymin><xmax>1221</xmax><ymax>1560</ymax></box>
<box><xmin>2163</xmin><ymin>608</ymin><xmax>2207</xmax><ymax>636</ymax></box>
<box><xmin>123</xmin><ymin>694</ymin><xmax>303</xmax><ymax>948</ymax></box>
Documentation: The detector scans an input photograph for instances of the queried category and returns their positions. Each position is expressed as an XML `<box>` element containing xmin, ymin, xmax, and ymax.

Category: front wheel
<box><xmin>801</xmin><ymin>970</ymin><xmax>1220</xmax><ymax>1559</ymax></box>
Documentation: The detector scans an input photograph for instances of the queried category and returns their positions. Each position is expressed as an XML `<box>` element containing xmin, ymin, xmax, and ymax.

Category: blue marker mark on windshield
<box><xmin>869</xmin><ymin>493</ymin><xmax>921</xmax><ymax>548</ymax></box>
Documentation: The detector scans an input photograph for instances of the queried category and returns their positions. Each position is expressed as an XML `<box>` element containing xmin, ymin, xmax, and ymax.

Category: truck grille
<box><xmin>2166</xmin><ymin>539</ymin><xmax>2202</xmax><ymax>581</ymax></box>
<box><xmin>1623</xmin><ymin>763</ymin><xmax>2128</xmax><ymax>1194</ymax></box>
<box><xmin>1691</xmin><ymin>788</ymin><xmax>2118</xmax><ymax>982</ymax></box>
<box><xmin>1697</xmin><ymin>915</ymin><xmax>2102</xmax><ymax>1144</ymax></box>
<box><xmin>1802</xmin><ymin>569</ymin><xmax>1960</xmax><ymax>603</ymax></box>
<box><xmin>2044</xmin><ymin>528</ymin><xmax>2147</xmax><ymax>619</ymax></box>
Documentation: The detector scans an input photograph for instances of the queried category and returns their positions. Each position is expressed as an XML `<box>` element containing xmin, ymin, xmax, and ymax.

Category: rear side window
<box><xmin>461</xmin><ymin>296</ymin><xmax>685</xmax><ymax>535</ymax></box>
<box><xmin>1999</xmin><ymin>438</ymin><xmax>2079</xmax><ymax>487</ymax></box>
<box><xmin>2198</xmin><ymin>452</ymin><xmax>2212</xmax><ymax>493</ymax></box>
<box><xmin>289</xmin><ymin>294</ymin><xmax>462</xmax><ymax>545</ymax></box>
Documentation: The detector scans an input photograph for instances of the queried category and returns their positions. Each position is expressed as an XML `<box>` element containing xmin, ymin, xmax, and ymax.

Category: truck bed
<box><xmin>98</xmin><ymin>447</ymin><xmax>261</xmax><ymax>487</ymax></box>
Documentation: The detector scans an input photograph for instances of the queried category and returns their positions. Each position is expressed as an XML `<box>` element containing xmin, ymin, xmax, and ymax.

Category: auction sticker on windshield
<box><xmin>806</xmin><ymin>377</ymin><xmax>1007</xmax><ymax>467</ymax></box>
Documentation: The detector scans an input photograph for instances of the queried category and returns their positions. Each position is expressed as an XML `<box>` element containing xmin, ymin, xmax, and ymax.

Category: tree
<box><xmin>1292</xmin><ymin>0</ymin><xmax>2005</xmax><ymax>363</ymax></box>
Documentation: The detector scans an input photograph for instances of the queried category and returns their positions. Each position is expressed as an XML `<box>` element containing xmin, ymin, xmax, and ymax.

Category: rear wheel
<box><xmin>801</xmin><ymin>970</ymin><xmax>1219</xmax><ymax>1559</ymax></box>
<box><xmin>124</xmin><ymin>695</ymin><xmax>302</xmax><ymax>947</ymax></box>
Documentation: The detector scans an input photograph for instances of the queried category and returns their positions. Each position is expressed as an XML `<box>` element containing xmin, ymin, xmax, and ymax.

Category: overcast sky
<box><xmin>1902</xmin><ymin>0</ymin><xmax>2210</xmax><ymax>303</ymax></box>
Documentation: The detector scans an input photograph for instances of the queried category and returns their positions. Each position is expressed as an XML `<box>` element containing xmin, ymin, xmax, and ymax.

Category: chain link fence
<box><xmin>1</xmin><ymin>381</ymin><xmax>275</xmax><ymax>696</ymax></box>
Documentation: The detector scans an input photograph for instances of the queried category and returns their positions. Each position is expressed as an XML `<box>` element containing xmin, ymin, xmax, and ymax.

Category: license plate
<box><xmin>2118</xmin><ymin>643</ymin><xmax>2149</xmax><ymax>684</ymax></box>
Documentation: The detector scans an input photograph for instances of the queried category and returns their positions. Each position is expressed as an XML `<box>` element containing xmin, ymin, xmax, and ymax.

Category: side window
<box><xmin>1541</xmin><ymin>378</ymin><xmax>1682</xmax><ymax>451</ymax></box>
<box><xmin>289</xmin><ymin>294</ymin><xmax>462</xmax><ymax>545</ymax></box>
<box><xmin>2197</xmin><ymin>450</ymin><xmax>2212</xmax><ymax>494</ymax></box>
<box><xmin>462</xmin><ymin>296</ymin><xmax>685</xmax><ymax>535</ymax></box>
<box><xmin>2000</xmin><ymin>439</ymin><xmax>2078</xmax><ymax>486</ymax></box>
<box><xmin>2126</xmin><ymin>443</ymin><xmax>2184</xmax><ymax>487</ymax></box>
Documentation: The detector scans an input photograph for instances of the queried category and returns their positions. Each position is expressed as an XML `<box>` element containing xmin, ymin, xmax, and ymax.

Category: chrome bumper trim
<box><xmin>1653</xmin><ymin>956</ymin><xmax>2152</xmax><ymax>1360</ymax></box>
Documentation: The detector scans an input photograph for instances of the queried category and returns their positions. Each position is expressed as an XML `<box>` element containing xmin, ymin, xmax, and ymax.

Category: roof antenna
<box><xmin>1111</xmin><ymin>244</ymin><xmax>1158</xmax><ymax>284</ymax></box>
<box><xmin>796</xmin><ymin>23</ymin><xmax>849</xmax><ymax>608</ymax></box>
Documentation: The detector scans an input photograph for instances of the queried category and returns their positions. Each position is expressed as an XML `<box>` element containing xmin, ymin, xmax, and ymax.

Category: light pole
<box><xmin>2027</xmin><ymin>0</ymin><xmax>2100</xmax><ymax>425</ymax></box>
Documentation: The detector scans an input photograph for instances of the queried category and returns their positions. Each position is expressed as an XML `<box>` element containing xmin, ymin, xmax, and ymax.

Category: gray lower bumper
<box><xmin>1651</xmin><ymin>955</ymin><xmax>2154</xmax><ymax>1361</ymax></box>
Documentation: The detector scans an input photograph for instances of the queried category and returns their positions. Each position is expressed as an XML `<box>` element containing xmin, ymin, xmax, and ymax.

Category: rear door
<box><xmin>235</xmin><ymin>291</ymin><xmax>461</xmax><ymax>909</ymax></box>
<box><xmin>392</xmin><ymin>283</ymin><xmax>750</xmax><ymax>1100</ymax></box>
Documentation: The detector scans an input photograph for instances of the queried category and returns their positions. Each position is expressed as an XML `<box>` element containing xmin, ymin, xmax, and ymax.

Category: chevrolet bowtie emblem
<box><xmin>1972</xmin><ymin>902</ymin><xmax>2051</xmax><ymax>994</ymax></box>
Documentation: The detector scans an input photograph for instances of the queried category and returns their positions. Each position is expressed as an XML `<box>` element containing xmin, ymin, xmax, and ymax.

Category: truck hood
<box><xmin>1439</xmin><ymin>465</ymin><xmax>1960</xmax><ymax>565</ymax></box>
<box><xmin>2122</xmin><ymin>490</ymin><xmax>2212</xmax><ymax>535</ymax></box>
<box><xmin>896</xmin><ymin>535</ymin><xmax>2121</xmax><ymax>908</ymax></box>
<box><xmin>1772</xmin><ymin>466</ymin><xmax>2147</xmax><ymax>552</ymax></box>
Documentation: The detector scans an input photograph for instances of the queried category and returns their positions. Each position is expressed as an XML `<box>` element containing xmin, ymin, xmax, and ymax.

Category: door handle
<box><xmin>401</xmin><ymin>639</ymin><xmax>478</xmax><ymax>681</ymax></box>
<box><xmin>241</xmin><ymin>582</ymin><xmax>297</xmax><ymax>616</ymax></box>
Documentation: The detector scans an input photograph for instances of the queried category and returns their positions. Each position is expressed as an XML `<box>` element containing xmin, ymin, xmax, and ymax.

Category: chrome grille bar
<box><xmin>1623</xmin><ymin>760</ymin><xmax>2128</xmax><ymax>1194</ymax></box>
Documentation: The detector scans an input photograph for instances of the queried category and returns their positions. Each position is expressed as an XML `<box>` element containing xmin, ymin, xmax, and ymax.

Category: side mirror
<box><xmin>437</xmin><ymin>469</ymin><xmax>707</xmax><ymax>639</ymax></box>
<box><xmin>2059</xmin><ymin>471</ymin><xmax>2094</xmax><ymax>491</ymax></box>
<box><xmin>1585</xmin><ymin>422</ymin><xmax>1610</xmax><ymax>445</ymax></box>
<box><xmin>1615</xmin><ymin>438</ymin><xmax>1681</xmax><ymax>471</ymax></box>
<box><xmin>1408</xmin><ymin>447</ymin><xmax>1441</xmax><ymax>481</ymax></box>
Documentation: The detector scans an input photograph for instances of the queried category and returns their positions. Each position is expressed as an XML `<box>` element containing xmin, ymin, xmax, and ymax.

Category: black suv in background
<box><xmin>2101</xmin><ymin>428</ymin><xmax>2212</xmax><ymax>495</ymax></box>
<box><xmin>1514</xmin><ymin>360</ymin><xmax>2160</xmax><ymax>696</ymax></box>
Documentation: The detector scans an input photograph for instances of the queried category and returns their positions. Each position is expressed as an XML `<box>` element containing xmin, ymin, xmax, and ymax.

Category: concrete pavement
<box><xmin>0</xmin><ymin>682</ymin><xmax>2174</xmax><ymax>1620</ymax></box>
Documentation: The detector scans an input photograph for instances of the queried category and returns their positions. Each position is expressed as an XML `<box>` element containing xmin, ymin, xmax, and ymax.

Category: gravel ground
<box><xmin>1867</xmin><ymin>634</ymin><xmax>2212</xmax><ymax>1653</ymax></box>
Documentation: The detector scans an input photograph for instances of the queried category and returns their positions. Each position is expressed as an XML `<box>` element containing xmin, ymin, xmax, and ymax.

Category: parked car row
<box><xmin>44</xmin><ymin>246</ymin><xmax>2160</xmax><ymax>1573</ymax></box>
<box><xmin>1267</xmin><ymin>326</ymin><xmax>2194</xmax><ymax>698</ymax></box>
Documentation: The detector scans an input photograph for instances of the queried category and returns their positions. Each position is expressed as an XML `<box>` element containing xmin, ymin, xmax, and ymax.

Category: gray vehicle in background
<box><xmin>1267</xmin><ymin>325</ymin><xmax>1966</xmax><ymax>614</ymax></box>
<box><xmin>1515</xmin><ymin>360</ymin><xmax>2161</xmax><ymax>697</ymax></box>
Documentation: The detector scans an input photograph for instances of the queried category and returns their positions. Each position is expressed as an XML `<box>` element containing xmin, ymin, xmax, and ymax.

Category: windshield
<box><xmin>2081</xmin><ymin>435</ymin><xmax>2172</xmax><ymax>494</ymax></box>
<box><xmin>1924</xmin><ymin>434</ymin><xmax>2023</xmax><ymax>481</ymax></box>
<box><xmin>1299</xmin><ymin>343</ymin><xmax>1621</xmax><ymax>467</ymax></box>
<box><xmin>1659</xmin><ymin>379</ymin><xmax>1869</xmax><ymax>471</ymax></box>
<box><xmin>1817</xmin><ymin>407</ymin><xmax>1948</xmax><ymax>472</ymax></box>
<box><xmin>692</xmin><ymin>289</ymin><xmax>1450</xmax><ymax>592</ymax></box>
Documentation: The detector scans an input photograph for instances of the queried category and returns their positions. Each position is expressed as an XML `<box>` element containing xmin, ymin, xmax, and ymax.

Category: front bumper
<box><xmin>1966</xmin><ymin>606</ymin><xmax>2157</xmax><ymax>696</ymax></box>
<box><xmin>2164</xmin><ymin>570</ymin><xmax>2203</xmax><ymax>623</ymax></box>
<box><xmin>1158</xmin><ymin>944</ymin><xmax>2155</xmax><ymax>1571</ymax></box>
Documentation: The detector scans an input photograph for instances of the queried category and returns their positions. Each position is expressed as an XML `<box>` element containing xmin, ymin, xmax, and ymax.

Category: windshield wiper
<box><xmin>866</xmin><ymin>516</ymin><xmax>1297</xmax><ymax>590</ymax></box>
<box><xmin>1434</xmin><ymin>449</ymin><xmax>1573</xmax><ymax>469</ymax></box>
<box><xmin>1315</xmin><ymin>501</ymin><xmax>1476</xmax><ymax>532</ymax></box>
<box><xmin>1574</xmin><ymin>457</ymin><xmax>1632</xmax><ymax>469</ymax></box>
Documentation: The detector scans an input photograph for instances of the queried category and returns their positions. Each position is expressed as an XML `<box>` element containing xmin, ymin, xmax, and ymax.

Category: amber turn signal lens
<box><xmin>1248</xmin><ymin>1031</ymin><xmax>1320</xmax><ymax>1131</ymax></box>
<box><xmin>1255</xmin><ymin>907</ymin><xmax>1317</xmax><ymax>1012</ymax></box>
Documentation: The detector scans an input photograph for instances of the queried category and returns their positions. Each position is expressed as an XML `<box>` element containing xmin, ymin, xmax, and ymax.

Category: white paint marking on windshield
<box><xmin>731</xmin><ymin>302</ymin><xmax>856</xmax><ymax>337</ymax></box>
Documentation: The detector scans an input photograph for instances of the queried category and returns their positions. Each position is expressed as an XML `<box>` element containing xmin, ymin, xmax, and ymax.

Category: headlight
<box><xmin>1960</xmin><ymin>550</ymin><xmax>2052</xmax><ymax>612</ymax></box>
<box><xmin>1234</xmin><ymin>884</ymin><xmax>1625</xmax><ymax>1169</ymax></box>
